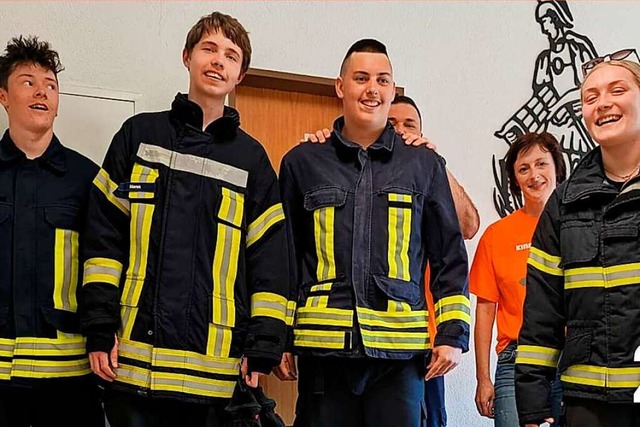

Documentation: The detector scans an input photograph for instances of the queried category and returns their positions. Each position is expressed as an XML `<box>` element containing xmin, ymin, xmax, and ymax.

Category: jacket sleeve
<box><xmin>515</xmin><ymin>191</ymin><xmax>565</xmax><ymax>425</ymax></box>
<box><xmin>278</xmin><ymin>155</ymin><xmax>303</xmax><ymax>353</ymax></box>
<box><xmin>79</xmin><ymin>121</ymin><xmax>134</xmax><ymax>353</ymax></box>
<box><xmin>243</xmin><ymin>148</ymin><xmax>290</xmax><ymax>371</ymax></box>
<box><xmin>424</xmin><ymin>155</ymin><xmax>471</xmax><ymax>352</ymax></box>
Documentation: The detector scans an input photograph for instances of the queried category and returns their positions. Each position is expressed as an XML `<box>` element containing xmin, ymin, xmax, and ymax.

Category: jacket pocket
<box><xmin>560</xmin><ymin>213</ymin><xmax>598</xmax><ymax>266</ymax></box>
<box><xmin>373</xmin><ymin>274</ymin><xmax>421</xmax><ymax>306</ymax></box>
<box><xmin>304</xmin><ymin>187</ymin><xmax>347</xmax><ymax>283</ymax></box>
<box><xmin>44</xmin><ymin>207</ymin><xmax>81</xmax><ymax>313</ymax></box>
<box><xmin>41</xmin><ymin>306</ymin><xmax>81</xmax><ymax>335</ymax></box>
<box><xmin>557</xmin><ymin>321</ymin><xmax>594</xmax><ymax>372</ymax></box>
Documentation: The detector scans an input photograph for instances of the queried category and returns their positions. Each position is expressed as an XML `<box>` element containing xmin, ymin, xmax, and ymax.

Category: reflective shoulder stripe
<box><xmin>434</xmin><ymin>295</ymin><xmax>471</xmax><ymax>325</ymax></box>
<box><xmin>137</xmin><ymin>143</ymin><xmax>248</xmax><ymax>188</ymax></box>
<box><xmin>528</xmin><ymin>247</ymin><xmax>563</xmax><ymax>276</ymax></box>
<box><xmin>93</xmin><ymin>168</ymin><xmax>130</xmax><ymax>216</ymax></box>
<box><xmin>83</xmin><ymin>257</ymin><xmax>123</xmax><ymax>287</ymax></box>
<box><xmin>251</xmin><ymin>292</ymin><xmax>288</xmax><ymax>323</ymax></box>
<box><xmin>515</xmin><ymin>345</ymin><xmax>560</xmax><ymax>367</ymax></box>
<box><xmin>246</xmin><ymin>203</ymin><xmax>285</xmax><ymax>248</ymax></box>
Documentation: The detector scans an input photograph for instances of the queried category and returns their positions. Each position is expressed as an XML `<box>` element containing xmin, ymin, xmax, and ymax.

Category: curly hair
<box><xmin>0</xmin><ymin>35</ymin><xmax>63</xmax><ymax>89</ymax></box>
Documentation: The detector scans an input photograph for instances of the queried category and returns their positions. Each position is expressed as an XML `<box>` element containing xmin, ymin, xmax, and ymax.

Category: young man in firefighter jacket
<box><xmin>0</xmin><ymin>36</ymin><xmax>104</xmax><ymax>426</ymax></box>
<box><xmin>276</xmin><ymin>39</ymin><xmax>470</xmax><ymax>427</ymax></box>
<box><xmin>80</xmin><ymin>12</ymin><xmax>290</xmax><ymax>427</ymax></box>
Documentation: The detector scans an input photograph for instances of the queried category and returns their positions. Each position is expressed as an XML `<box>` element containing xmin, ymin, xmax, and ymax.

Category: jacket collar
<box><xmin>331</xmin><ymin>116</ymin><xmax>396</xmax><ymax>153</ymax></box>
<box><xmin>561</xmin><ymin>147</ymin><xmax>617</xmax><ymax>203</ymax></box>
<box><xmin>0</xmin><ymin>130</ymin><xmax>66</xmax><ymax>173</ymax></box>
<box><xmin>170</xmin><ymin>93</ymin><xmax>240</xmax><ymax>140</ymax></box>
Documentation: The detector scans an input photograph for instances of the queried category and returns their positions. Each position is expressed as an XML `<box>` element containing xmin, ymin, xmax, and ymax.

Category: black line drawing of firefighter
<box><xmin>493</xmin><ymin>0</ymin><xmax>598</xmax><ymax>217</ymax></box>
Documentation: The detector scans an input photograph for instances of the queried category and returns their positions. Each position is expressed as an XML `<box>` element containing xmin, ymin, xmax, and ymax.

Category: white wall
<box><xmin>1</xmin><ymin>1</ymin><xmax>639</xmax><ymax>425</ymax></box>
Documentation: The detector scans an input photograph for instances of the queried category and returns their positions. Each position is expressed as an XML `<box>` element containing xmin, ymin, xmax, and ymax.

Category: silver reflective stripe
<box><xmin>529</xmin><ymin>250</ymin><xmax>561</xmax><ymax>270</ymax></box>
<box><xmin>296</xmin><ymin>309</ymin><xmax>353</xmax><ymax>326</ymax></box>
<box><xmin>119</xmin><ymin>340</ymin><xmax>152</xmax><ymax>362</ymax></box>
<box><xmin>153</xmin><ymin>352</ymin><xmax>239</xmax><ymax>372</ymax></box>
<box><xmin>246</xmin><ymin>204</ymin><xmax>284</xmax><ymax>247</ymax></box>
<box><xmin>14</xmin><ymin>340</ymin><xmax>85</xmax><ymax>355</ymax></box>
<box><xmin>358</xmin><ymin>311</ymin><xmax>427</xmax><ymax>326</ymax></box>
<box><xmin>436</xmin><ymin>303</ymin><xmax>471</xmax><ymax>317</ymax></box>
<box><xmin>361</xmin><ymin>332</ymin><xmax>428</xmax><ymax>345</ymax></box>
<box><xmin>137</xmin><ymin>143</ymin><xmax>248</xmax><ymax>188</ymax></box>
<box><xmin>152</xmin><ymin>374</ymin><xmax>235</xmax><ymax>396</ymax></box>
<box><xmin>621</xmin><ymin>181</ymin><xmax>640</xmax><ymax>195</ymax></box>
<box><xmin>11</xmin><ymin>359</ymin><xmax>90</xmax><ymax>375</ymax></box>
<box><xmin>515</xmin><ymin>345</ymin><xmax>560</xmax><ymax>367</ymax></box>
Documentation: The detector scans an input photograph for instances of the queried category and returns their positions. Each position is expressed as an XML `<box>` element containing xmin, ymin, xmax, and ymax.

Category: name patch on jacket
<box><xmin>115</xmin><ymin>182</ymin><xmax>156</xmax><ymax>199</ymax></box>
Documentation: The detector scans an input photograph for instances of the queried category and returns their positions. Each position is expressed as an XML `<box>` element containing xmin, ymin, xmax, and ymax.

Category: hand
<box><xmin>302</xmin><ymin>129</ymin><xmax>331</xmax><ymax>144</ymax></box>
<box><xmin>401</xmin><ymin>132</ymin><xmax>437</xmax><ymax>150</ymax></box>
<box><xmin>89</xmin><ymin>335</ymin><xmax>119</xmax><ymax>382</ymax></box>
<box><xmin>474</xmin><ymin>377</ymin><xmax>495</xmax><ymax>418</ymax></box>
<box><xmin>241</xmin><ymin>357</ymin><xmax>265</xmax><ymax>388</ymax></box>
<box><xmin>524</xmin><ymin>420</ymin><xmax>554</xmax><ymax>427</ymax></box>
<box><xmin>273</xmin><ymin>352</ymin><xmax>297</xmax><ymax>381</ymax></box>
<box><xmin>425</xmin><ymin>345</ymin><xmax>461</xmax><ymax>380</ymax></box>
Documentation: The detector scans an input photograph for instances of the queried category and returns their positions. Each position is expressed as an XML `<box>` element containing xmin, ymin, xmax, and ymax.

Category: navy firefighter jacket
<box><xmin>280</xmin><ymin>117</ymin><xmax>470</xmax><ymax>360</ymax></box>
<box><xmin>0</xmin><ymin>131</ymin><xmax>98</xmax><ymax>387</ymax></box>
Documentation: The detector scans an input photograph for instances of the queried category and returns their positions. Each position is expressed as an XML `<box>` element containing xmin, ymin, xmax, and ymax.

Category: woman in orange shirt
<box><xmin>471</xmin><ymin>132</ymin><xmax>566</xmax><ymax>427</ymax></box>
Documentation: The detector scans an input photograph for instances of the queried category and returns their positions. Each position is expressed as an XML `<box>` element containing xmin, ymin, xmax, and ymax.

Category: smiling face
<box><xmin>335</xmin><ymin>51</ymin><xmax>395</xmax><ymax>132</ymax></box>
<box><xmin>513</xmin><ymin>143</ymin><xmax>557</xmax><ymax>207</ymax></box>
<box><xmin>0</xmin><ymin>62</ymin><xmax>59</xmax><ymax>134</ymax></box>
<box><xmin>582</xmin><ymin>63</ymin><xmax>640</xmax><ymax>149</ymax></box>
<box><xmin>183</xmin><ymin>30</ymin><xmax>244</xmax><ymax>105</ymax></box>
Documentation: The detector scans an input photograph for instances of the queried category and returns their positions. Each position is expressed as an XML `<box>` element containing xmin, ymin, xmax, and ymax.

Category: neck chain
<box><xmin>605</xmin><ymin>165</ymin><xmax>640</xmax><ymax>182</ymax></box>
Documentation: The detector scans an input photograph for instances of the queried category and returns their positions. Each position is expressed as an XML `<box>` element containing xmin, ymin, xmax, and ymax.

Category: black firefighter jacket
<box><xmin>516</xmin><ymin>147</ymin><xmax>640</xmax><ymax>424</ymax></box>
<box><xmin>80</xmin><ymin>94</ymin><xmax>290</xmax><ymax>403</ymax></box>
<box><xmin>0</xmin><ymin>132</ymin><xmax>98</xmax><ymax>386</ymax></box>
<box><xmin>279</xmin><ymin>118</ymin><xmax>470</xmax><ymax>360</ymax></box>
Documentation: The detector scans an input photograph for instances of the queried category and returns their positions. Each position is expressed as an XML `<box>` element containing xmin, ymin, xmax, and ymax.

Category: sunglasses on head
<box><xmin>582</xmin><ymin>48</ymin><xmax>640</xmax><ymax>76</ymax></box>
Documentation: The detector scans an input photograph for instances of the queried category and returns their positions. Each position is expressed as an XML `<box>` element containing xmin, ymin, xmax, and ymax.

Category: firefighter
<box><xmin>80</xmin><ymin>12</ymin><xmax>290</xmax><ymax>427</ymax></box>
<box><xmin>0</xmin><ymin>36</ymin><xmax>103</xmax><ymax>427</ymax></box>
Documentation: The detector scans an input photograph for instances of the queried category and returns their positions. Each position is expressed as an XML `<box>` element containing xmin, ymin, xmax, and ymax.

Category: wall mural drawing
<box><xmin>493</xmin><ymin>0</ymin><xmax>598</xmax><ymax>217</ymax></box>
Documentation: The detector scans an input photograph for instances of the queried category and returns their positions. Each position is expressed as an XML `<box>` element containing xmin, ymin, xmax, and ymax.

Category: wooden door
<box><xmin>231</xmin><ymin>69</ymin><xmax>342</xmax><ymax>426</ymax></box>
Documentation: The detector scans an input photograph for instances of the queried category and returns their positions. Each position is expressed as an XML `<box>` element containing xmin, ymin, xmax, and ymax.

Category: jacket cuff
<box><xmin>86</xmin><ymin>331</ymin><xmax>116</xmax><ymax>353</ymax></box>
<box><xmin>247</xmin><ymin>356</ymin><xmax>277</xmax><ymax>375</ymax></box>
<box><xmin>433</xmin><ymin>335</ymin><xmax>469</xmax><ymax>353</ymax></box>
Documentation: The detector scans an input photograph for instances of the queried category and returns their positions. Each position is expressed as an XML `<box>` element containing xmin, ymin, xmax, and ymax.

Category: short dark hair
<box><xmin>184</xmin><ymin>11</ymin><xmax>252</xmax><ymax>76</ymax></box>
<box><xmin>391</xmin><ymin>94</ymin><xmax>422</xmax><ymax>126</ymax></box>
<box><xmin>505</xmin><ymin>132</ymin><xmax>567</xmax><ymax>198</ymax></box>
<box><xmin>340</xmin><ymin>38</ymin><xmax>389</xmax><ymax>76</ymax></box>
<box><xmin>0</xmin><ymin>36</ymin><xmax>63</xmax><ymax>89</ymax></box>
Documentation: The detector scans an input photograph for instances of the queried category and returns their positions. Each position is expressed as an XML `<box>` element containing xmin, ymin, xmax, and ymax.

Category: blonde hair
<box><xmin>581</xmin><ymin>59</ymin><xmax>640</xmax><ymax>100</ymax></box>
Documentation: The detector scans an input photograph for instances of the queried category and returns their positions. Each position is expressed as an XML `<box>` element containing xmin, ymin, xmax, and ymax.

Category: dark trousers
<box><xmin>565</xmin><ymin>397</ymin><xmax>640</xmax><ymax>427</ymax></box>
<box><xmin>293</xmin><ymin>356</ymin><xmax>425</xmax><ymax>427</ymax></box>
<box><xmin>104</xmin><ymin>389</ymin><xmax>230</xmax><ymax>427</ymax></box>
<box><xmin>0</xmin><ymin>376</ymin><xmax>104</xmax><ymax>427</ymax></box>
<box><xmin>424</xmin><ymin>375</ymin><xmax>446</xmax><ymax>427</ymax></box>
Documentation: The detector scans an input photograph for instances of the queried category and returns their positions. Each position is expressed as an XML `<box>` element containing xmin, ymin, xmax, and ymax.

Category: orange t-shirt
<box><xmin>469</xmin><ymin>209</ymin><xmax>538</xmax><ymax>354</ymax></box>
<box><xmin>425</xmin><ymin>267</ymin><xmax>437</xmax><ymax>347</ymax></box>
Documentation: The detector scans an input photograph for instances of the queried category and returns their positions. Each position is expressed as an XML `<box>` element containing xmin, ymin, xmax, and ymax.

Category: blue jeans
<box><xmin>424</xmin><ymin>375</ymin><xmax>447</xmax><ymax>427</ymax></box>
<box><xmin>494</xmin><ymin>344</ymin><xmax>563</xmax><ymax>427</ymax></box>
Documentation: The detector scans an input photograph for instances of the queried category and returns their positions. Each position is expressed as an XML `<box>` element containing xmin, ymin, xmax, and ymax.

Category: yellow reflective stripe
<box><xmin>219</xmin><ymin>188</ymin><xmax>245</xmax><ymax>228</ymax></box>
<box><xmin>515</xmin><ymin>345</ymin><xmax>561</xmax><ymax>367</ymax></box>
<box><xmin>246</xmin><ymin>203</ymin><xmax>284</xmax><ymax>248</ymax></box>
<box><xmin>0</xmin><ymin>361</ymin><xmax>11</xmax><ymax>380</ymax></box>
<box><xmin>53</xmin><ymin>229</ymin><xmax>79</xmax><ymax>312</ymax></box>
<box><xmin>212</xmin><ymin>225</ymin><xmax>241</xmax><ymax>328</ymax></box>
<box><xmin>314</xmin><ymin>207</ymin><xmax>336</xmax><ymax>282</ymax></box>
<box><xmin>285</xmin><ymin>300</ymin><xmax>297</xmax><ymax>327</ymax></box>
<box><xmin>115</xmin><ymin>363</ymin><xmax>151</xmax><ymax>388</ymax></box>
<box><xmin>560</xmin><ymin>364</ymin><xmax>640</xmax><ymax>388</ymax></box>
<box><xmin>11</xmin><ymin>358</ymin><xmax>91</xmax><ymax>378</ymax></box>
<box><xmin>296</xmin><ymin>307</ymin><xmax>353</xmax><ymax>327</ymax></box>
<box><xmin>14</xmin><ymin>336</ymin><xmax>86</xmax><ymax>357</ymax></box>
<box><xmin>387</xmin><ymin>193</ymin><xmax>412</xmax><ymax>281</ymax></box>
<box><xmin>154</xmin><ymin>346</ymin><xmax>239</xmax><ymax>375</ymax></box>
<box><xmin>137</xmin><ymin>143</ymin><xmax>248</xmax><ymax>188</ymax></box>
<box><xmin>388</xmin><ymin>301</ymin><xmax>412</xmax><ymax>312</ymax></box>
<box><xmin>83</xmin><ymin>257</ymin><xmax>123</xmax><ymax>287</ymax></box>
<box><xmin>151</xmin><ymin>371</ymin><xmax>236</xmax><ymax>398</ymax></box>
<box><xmin>528</xmin><ymin>247</ymin><xmax>563</xmax><ymax>276</ymax></box>
<box><xmin>129</xmin><ymin>165</ymin><xmax>159</xmax><ymax>199</ymax></box>
<box><xmin>564</xmin><ymin>263</ymin><xmax>640</xmax><ymax>290</ymax></box>
<box><xmin>357</xmin><ymin>306</ymin><xmax>428</xmax><ymax>329</ymax></box>
<box><xmin>93</xmin><ymin>168</ymin><xmax>130</xmax><ymax>216</ymax></box>
<box><xmin>120</xmin><ymin>165</ymin><xmax>157</xmax><ymax>338</ymax></box>
<box><xmin>251</xmin><ymin>292</ymin><xmax>288</xmax><ymax>322</ymax></box>
<box><xmin>206</xmin><ymin>323</ymin><xmax>232</xmax><ymax>358</ymax></box>
<box><xmin>118</xmin><ymin>338</ymin><xmax>152</xmax><ymax>363</ymax></box>
<box><xmin>310</xmin><ymin>283</ymin><xmax>332</xmax><ymax>292</ymax></box>
<box><xmin>434</xmin><ymin>295</ymin><xmax>471</xmax><ymax>325</ymax></box>
<box><xmin>361</xmin><ymin>329</ymin><xmax>430</xmax><ymax>351</ymax></box>
<box><xmin>294</xmin><ymin>329</ymin><xmax>345</xmax><ymax>349</ymax></box>
<box><xmin>0</xmin><ymin>338</ymin><xmax>14</xmax><ymax>358</ymax></box>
